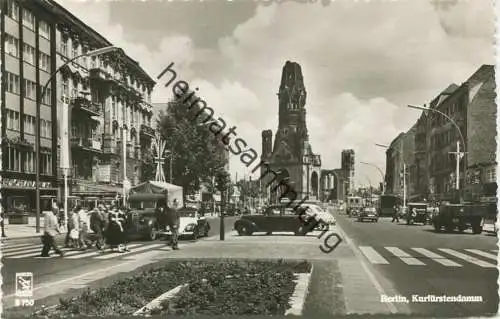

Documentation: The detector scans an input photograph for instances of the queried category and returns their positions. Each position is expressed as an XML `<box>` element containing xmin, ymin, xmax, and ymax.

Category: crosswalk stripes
<box><xmin>385</xmin><ymin>247</ymin><xmax>426</xmax><ymax>265</ymax></box>
<box><xmin>438</xmin><ymin>248</ymin><xmax>497</xmax><ymax>268</ymax></box>
<box><xmin>358</xmin><ymin>246</ymin><xmax>389</xmax><ymax>264</ymax></box>
<box><xmin>65</xmin><ymin>244</ymin><xmax>144</xmax><ymax>259</ymax></box>
<box><xmin>1</xmin><ymin>241</ymin><xmax>165</xmax><ymax>260</ymax></box>
<box><xmin>465</xmin><ymin>249</ymin><xmax>497</xmax><ymax>261</ymax></box>
<box><xmin>358</xmin><ymin>246</ymin><xmax>497</xmax><ymax>268</ymax></box>
<box><xmin>94</xmin><ymin>243</ymin><xmax>165</xmax><ymax>260</ymax></box>
<box><xmin>410</xmin><ymin>248</ymin><xmax>461</xmax><ymax>267</ymax></box>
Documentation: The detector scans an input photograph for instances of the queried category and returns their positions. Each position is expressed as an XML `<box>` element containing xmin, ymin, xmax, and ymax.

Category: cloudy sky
<box><xmin>56</xmin><ymin>0</ymin><xmax>494</xmax><ymax>186</ymax></box>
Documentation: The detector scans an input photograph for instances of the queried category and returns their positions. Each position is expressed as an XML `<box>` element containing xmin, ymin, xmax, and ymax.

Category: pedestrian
<box><xmin>166</xmin><ymin>199</ymin><xmax>180</xmax><ymax>250</ymax></box>
<box><xmin>90</xmin><ymin>205</ymin><xmax>106</xmax><ymax>250</ymax></box>
<box><xmin>77</xmin><ymin>206</ymin><xmax>90</xmax><ymax>250</ymax></box>
<box><xmin>118</xmin><ymin>205</ymin><xmax>130</xmax><ymax>252</ymax></box>
<box><xmin>1</xmin><ymin>210</ymin><xmax>7</xmax><ymax>238</ymax></box>
<box><xmin>40</xmin><ymin>208</ymin><xmax>64</xmax><ymax>257</ymax></box>
<box><xmin>391</xmin><ymin>204</ymin><xmax>400</xmax><ymax>223</ymax></box>
<box><xmin>106</xmin><ymin>206</ymin><xmax>127</xmax><ymax>252</ymax></box>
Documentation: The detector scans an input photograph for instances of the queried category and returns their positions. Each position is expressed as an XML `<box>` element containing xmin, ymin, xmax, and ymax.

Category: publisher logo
<box><xmin>15</xmin><ymin>272</ymin><xmax>33</xmax><ymax>298</ymax></box>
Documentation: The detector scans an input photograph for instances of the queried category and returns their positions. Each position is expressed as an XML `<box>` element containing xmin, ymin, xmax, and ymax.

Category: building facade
<box><xmin>463</xmin><ymin>65</ymin><xmax>496</xmax><ymax>200</ymax></box>
<box><xmin>260</xmin><ymin>61</ymin><xmax>322</xmax><ymax>202</ymax></box>
<box><xmin>384</xmin><ymin>65</ymin><xmax>496</xmax><ymax>203</ymax></box>
<box><xmin>1</xmin><ymin>0</ymin><xmax>156</xmax><ymax>213</ymax></box>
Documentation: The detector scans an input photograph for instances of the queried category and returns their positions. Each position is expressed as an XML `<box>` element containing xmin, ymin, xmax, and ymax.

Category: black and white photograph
<box><xmin>0</xmin><ymin>0</ymin><xmax>498</xmax><ymax>317</ymax></box>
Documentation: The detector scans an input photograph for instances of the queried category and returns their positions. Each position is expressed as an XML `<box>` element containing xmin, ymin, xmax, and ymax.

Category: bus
<box><xmin>346</xmin><ymin>196</ymin><xmax>363</xmax><ymax>215</ymax></box>
<box><xmin>378</xmin><ymin>194</ymin><xmax>402</xmax><ymax>217</ymax></box>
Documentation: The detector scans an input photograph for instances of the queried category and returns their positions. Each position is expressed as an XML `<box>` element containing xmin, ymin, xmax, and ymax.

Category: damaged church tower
<box><xmin>261</xmin><ymin>61</ymin><xmax>322</xmax><ymax>202</ymax></box>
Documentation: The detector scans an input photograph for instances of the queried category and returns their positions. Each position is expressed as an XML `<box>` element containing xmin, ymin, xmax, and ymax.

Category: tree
<box><xmin>157</xmin><ymin>94</ymin><xmax>228</xmax><ymax>201</ymax></box>
<box><xmin>140</xmin><ymin>148</ymin><xmax>156</xmax><ymax>182</ymax></box>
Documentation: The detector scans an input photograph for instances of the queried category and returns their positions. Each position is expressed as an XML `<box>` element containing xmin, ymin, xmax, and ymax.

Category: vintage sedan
<box><xmin>163</xmin><ymin>207</ymin><xmax>211</xmax><ymax>240</ymax></box>
<box><xmin>126</xmin><ymin>193</ymin><xmax>163</xmax><ymax>241</ymax></box>
<box><xmin>234</xmin><ymin>204</ymin><xmax>308</xmax><ymax>236</ymax></box>
<box><xmin>357</xmin><ymin>207</ymin><xmax>379</xmax><ymax>222</ymax></box>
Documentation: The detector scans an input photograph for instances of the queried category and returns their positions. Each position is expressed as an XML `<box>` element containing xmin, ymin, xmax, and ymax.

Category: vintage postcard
<box><xmin>1</xmin><ymin>0</ymin><xmax>497</xmax><ymax>317</ymax></box>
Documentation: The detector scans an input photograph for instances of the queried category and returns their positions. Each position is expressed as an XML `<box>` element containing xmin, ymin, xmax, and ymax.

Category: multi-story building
<box><xmin>385</xmin><ymin>133</ymin><xmax>404</xmax><ymax>196</ymax></box>
<box><xmin>386</xmin><ymin>65</ymin><xmax>496</xmax><ymax>203</ymax></box>
<box><xmin>463</xmin><ymin>65</ymin><xmax>496</xmax><ymax>201</ymax></box>
<box><xmin>1</xmin><ymin>0</ymin><xmax>156</xmax><ymax>213</ymax></box>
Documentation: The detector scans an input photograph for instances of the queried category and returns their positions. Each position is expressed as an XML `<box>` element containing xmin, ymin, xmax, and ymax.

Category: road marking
<box><xmin>464</xmin><ymin>249</ymin><xmax>498</xmax><ymax>261</ymax></box>
<box><xmin>359</xmin><ymin>246</ymin><xmax>390</xmax><ymax>264</ymax></box>
<box><xmin>438</xmin><ymin>248</ymin><xmax>497</xmax><ymax>268</ymax></box>
<box><xmin>385</xmin><ymin>247</ymin><xmax>425</xmax><ymax>266</ymax></box>
<box><xmin>94</xmin><ymin>243</ymin><xmax>164</xmax><ymax>260</ymax></box>
<box><xmin>3</xmin><ymin>246</ymin><xmax>44</xmax><ymax>255</ymax></box>
<box><xmin>65</xmin><ymin>244</ymin><xmax>143</xmax><ymax>259</ymax></box>
<box><xmin>1</xmin><ymin>243</ymin><xmax>35</xmax><ymax>250</ymax></box>
<box><xmin>8</xmin><ymin>247</ymin><xmax>72</xmax><ymax>259</ymax></box>
<box><xmin>411</xmin><ymin>248</ymin><xmax>462</xmax><ymax>267</ymax></box>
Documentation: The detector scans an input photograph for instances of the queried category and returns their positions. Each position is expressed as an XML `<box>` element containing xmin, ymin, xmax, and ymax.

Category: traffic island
<box><xmin>22</xmin><ymin>259</ymin><xmax>312</xmax><ymax>318</ymax></box>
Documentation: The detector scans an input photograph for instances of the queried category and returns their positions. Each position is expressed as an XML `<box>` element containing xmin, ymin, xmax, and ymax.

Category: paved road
<box><xmin>333</xmin><ymin>209</ymin><xmax>498</xmax><ymax>317</ymax></box>
<box><xmin>1</xmin><ymin>216</ymin><xmax>237</xmax><ymax>303</ymax></box>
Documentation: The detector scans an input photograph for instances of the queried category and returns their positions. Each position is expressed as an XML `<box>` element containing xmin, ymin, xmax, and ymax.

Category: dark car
<box><xmin>357</xmin><ymin>207</ymin><xmax>379</xmax><ymax>222</ymax></box>
<box><xmin>126</xmin><ymin>193</ymin><xmax>163</xmax><ymax>241</ymax></box>
<box><xmin>233</xmin><ymin>204</ymin><xmax>305</xmax><ymax>236</ymax></box>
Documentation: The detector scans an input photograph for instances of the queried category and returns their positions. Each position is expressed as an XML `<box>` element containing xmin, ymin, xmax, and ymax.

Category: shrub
<box><xmin>39</xmin><ymin>259</ymin><xmax>311</xmax><ymax>317</ymax></box>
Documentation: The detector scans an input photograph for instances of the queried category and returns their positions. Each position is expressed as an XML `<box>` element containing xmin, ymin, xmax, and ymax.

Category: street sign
<box><xmin>15</xmin><ymin>272</ymin><xmax>33</xmax><ymax>298</ymax></box>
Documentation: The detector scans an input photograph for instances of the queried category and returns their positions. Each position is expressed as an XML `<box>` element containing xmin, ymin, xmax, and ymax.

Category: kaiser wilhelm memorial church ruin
<box><xmin>260</xmin><ymin>61</ymin><xmax>337</xmax><ymax>202</ymax></box>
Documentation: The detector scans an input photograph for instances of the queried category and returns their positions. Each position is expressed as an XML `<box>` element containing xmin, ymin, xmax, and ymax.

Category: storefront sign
<box><xmin>2</xmin><ymin>178</ymin><xmax>52</xmax><ymax>189</ymax></box>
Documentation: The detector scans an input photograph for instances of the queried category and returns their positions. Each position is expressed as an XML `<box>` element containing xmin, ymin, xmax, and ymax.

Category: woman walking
<box><xmin>106</xmin><ymin>206</ymin><xmax>128</xmax><ymax>252</ymax></box>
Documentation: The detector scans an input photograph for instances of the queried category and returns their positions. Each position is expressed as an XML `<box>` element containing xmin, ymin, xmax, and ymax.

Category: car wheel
<box><xmin>266</xmin><ymin>232</ymin><xmax>272</xmax><ymax>235</ymax></box>
<box><xmin>445</xmin><ymin>224</ymin><xmax>454</xmax><ymax>233</ymax></box>
<box><xmin>433</xmin><ymin>222</ymin><xmax>441</xmax><ymax>232</ymax></box>
<box><xmin>238</xmin><ymin>226</ymin><xmax>252</xmax><ymax>236</ymax></box>
<box><xmin>295</xmin><ymin>226</ymin><xmax>305</xmax><ymax>236</ymax></box>
<box><xmin>472</xmin><ymin>225</ymin><xmax>483</xmax><ymax>235</ymax></box>
<box><xmin>148</xmin><ymin>223</ymin><xmax>159</xmax><ymax>241</ymax></box>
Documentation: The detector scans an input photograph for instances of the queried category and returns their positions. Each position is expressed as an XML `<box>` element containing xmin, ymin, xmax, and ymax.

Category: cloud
<box><xmin>54</xmin><ymin>0</ymin><xmax>494</xmax><ymax>186</ymax></box>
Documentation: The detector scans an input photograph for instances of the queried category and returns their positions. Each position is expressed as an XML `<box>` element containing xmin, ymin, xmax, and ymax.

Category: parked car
<box><xmin>234</xmin><ymin>204</ymin><xmax>305</xmax><ymax>236</ymax></box>
<box><xmin>163</xmin><ymin>207</ymin><xmax>211</xmax><ymax>240</ymax></box>
<box><xmin>357</xmin><ymin>207</ymin><xmax>379</xmax><ymax>222</ymax></box>
<box><xmin>405</xmin><ymin>202</ymin><xmax>429</xmax><ymax>225</ymax></box>
<box><xmin>126</xmin><ymin>193</ymin><xmax>163</xmax><ymax>241</ymax></box>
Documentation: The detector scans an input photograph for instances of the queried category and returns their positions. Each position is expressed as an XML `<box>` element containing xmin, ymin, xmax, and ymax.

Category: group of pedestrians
<box><xmin>40</xmin><ymin>202</ymin><xmax>130</xmax><ymax>258</ymax></box>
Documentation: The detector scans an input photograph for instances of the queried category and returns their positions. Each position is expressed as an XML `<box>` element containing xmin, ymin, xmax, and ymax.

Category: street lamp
<box><xmin>359</xmin><ymin>161</ymin><xmax>386</xmax><ymax>194</ymax></box>
<box><xmin>35</xmin><ymin>46</ymin><xmax>120</xmax><ymax>233</ymax></box>
<box><xmin>407</xmin><ymin>104</ymin><xmax>466</xmax><ymax>192</ymax></box>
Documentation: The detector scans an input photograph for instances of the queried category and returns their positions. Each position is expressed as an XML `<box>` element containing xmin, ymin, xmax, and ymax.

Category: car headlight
<box><xmin>139</xmin><ymin>217</ymin><xmax>146</xmax><ymax>223</ymax></box>
<box><xmin>184</xmin><ymin>223</ymin><xmax>196</xmax><ymax>231</ymax></box>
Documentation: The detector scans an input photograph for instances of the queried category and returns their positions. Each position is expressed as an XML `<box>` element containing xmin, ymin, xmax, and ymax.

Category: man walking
<box><xmin>391</xmin><ymin>204</ymin><xmax>400</xmax><ymax>223</ymax></box>
<box><xmin>40</xmin><ymin>208</ymin><xmax>64</xmax><ymax>257</ymax></box>
<box><xmin>166</xmin><ymin>199</ymin><xmax>180</xmax><ymax>250</ymax></box>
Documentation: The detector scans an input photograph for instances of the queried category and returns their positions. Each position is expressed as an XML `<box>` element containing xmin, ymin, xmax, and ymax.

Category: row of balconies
<box><xmin>89</xmin><ymin>66</ymin><xmax>150</xmax><ymax>102</ymax></box>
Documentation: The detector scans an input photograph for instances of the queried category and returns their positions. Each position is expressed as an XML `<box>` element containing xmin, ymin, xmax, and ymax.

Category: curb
<box><xmin>285</xmin><ymin>267</ymin><xmax>314</xmax><ymax>316</ymax></box>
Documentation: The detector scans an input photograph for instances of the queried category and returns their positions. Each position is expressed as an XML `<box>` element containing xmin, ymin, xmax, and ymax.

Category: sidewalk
<box><xmin>3</xmin><ymin>216</ymin><xmax>46</xmax><ymax>239</ymax></box>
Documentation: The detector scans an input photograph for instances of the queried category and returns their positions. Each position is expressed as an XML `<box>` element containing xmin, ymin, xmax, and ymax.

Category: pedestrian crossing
<box><xmin>1</xmin><ymin>241</ymin><xmax>174</xmax><ymax>260</ymax></box>
<box><xmin>358</xmin><ymin>246</ymin><xmax>498</xmax><ymax>268</ymax></box>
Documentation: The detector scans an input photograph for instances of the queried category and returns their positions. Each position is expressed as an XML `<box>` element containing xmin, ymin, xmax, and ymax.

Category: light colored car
<box><xmin>305</xmin><ymin>204</ymin><xmax>337</xmax><ymax>226</ymax></box>
<box><xmin>164</xmin><ymin>207</ymin><xmax>211</xmax><ymax>240</ymax></box>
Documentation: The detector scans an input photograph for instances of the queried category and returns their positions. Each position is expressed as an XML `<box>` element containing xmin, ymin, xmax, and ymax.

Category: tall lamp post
<box><xmin>360</xmin><ymin>161</ymin><xmax>386</xmax><ymax>194</ymax></box>
<box><xmin>35</xmin><ymin>46</ymin><xmax>120</xmax><ymax>233</ymax></box>
<box><xmin>407</xmin><ymin>104</ymin><xmax>466</xmax><ymax>194</ymax></box>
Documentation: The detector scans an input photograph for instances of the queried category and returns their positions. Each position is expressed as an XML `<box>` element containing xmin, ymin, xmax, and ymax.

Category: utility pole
<box><xmin>449</xmin><ymin>141</ymin><xmax>462</xmax><ymax>190</ymax></box>
<box><xmin>403</xmin><ymin>163</ymin><xmax>407</xmax><ymax>213</ymax></box>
